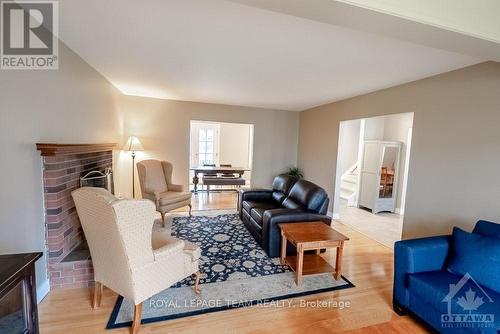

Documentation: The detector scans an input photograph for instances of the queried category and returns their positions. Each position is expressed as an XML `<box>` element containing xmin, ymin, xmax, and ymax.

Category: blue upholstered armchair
<box><xmin>394</xmin><ymin>220</ymin><xmax>500</xmax><ymax>333</ymax></box>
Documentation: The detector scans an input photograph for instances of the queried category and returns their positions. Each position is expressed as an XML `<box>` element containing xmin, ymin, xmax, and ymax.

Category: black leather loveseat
<box><xmin>239</xmin><ymin>174</ymin><xmax>332</xmax><ymax>257</ymax></box>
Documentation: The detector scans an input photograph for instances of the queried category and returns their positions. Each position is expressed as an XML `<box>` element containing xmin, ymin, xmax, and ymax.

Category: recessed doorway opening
<box><xmin>189</xmin><ymin>120</ymin><xmax>254</xmax><ymax>194</ymax></box>
<box><xmin>333</xmin><ymin>112</ymin><xmax>414</xmax><ymax>247</ymax></box>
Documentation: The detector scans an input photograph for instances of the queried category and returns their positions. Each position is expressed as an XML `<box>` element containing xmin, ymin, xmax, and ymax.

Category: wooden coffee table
<box><xmin>279</xmin><ymin>222</ymin><xmax>349</xmax><ymax>286</ymax></box>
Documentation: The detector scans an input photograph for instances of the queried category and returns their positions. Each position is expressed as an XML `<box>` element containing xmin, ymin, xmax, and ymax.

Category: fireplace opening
<box><xmin>59</xmin><ymin>167</ymin><xmax>114</xmax><ymax>263</ymax></box>
<box><xmin>61</xmin><ymin>168</ymin><xmax>114</xmax><ymax>262</ymax></box>
<box><xmin>80</xmin><ymin>168</ymin><xmax>114</xmax><ymax>193</ymax></box>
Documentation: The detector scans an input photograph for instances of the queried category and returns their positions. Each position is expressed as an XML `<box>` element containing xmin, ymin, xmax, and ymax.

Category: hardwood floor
<box><xmin>189</xmin><ymin>191</ymin><xmax>239</xmax><ymax>211</ymax></box>
<box><xmin>38</xmin><ymin>192</ymin><xmax>428</xmax><ymax>333</ymax></box>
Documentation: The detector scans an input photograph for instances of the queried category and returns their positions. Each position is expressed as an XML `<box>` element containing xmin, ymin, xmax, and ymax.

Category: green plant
<box><xmin>285</xmin><ymin>166</ymin><xmax>303</xmax><ymax>179</ymax></box>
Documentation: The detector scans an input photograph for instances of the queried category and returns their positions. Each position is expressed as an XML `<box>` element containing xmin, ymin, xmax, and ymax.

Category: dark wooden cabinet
<box><xmin>0</xmin><ymin>253</ymin><xmax>42</xmax><ymax>334</ymax></box>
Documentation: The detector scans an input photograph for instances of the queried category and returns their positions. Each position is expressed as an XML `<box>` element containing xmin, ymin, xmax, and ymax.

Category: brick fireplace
<box><xmin>36</xmin><ymin>143</ymin><xmax>116</xmax><ymax>289</ymax></box>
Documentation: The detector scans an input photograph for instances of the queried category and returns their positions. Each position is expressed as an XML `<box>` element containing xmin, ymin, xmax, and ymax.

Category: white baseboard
<box><xmin>328</xmin><ymin>211</ymin><xmax>340</xmax><ymax>220</ymax></box>
<box><xmin>37</xmin><ymin>279</ymin><xmax>50</xmax><ymax>304</ymax></box>
<box><xmin>395</xmin><ymin>208</ymin><xmax>404</xmax><ymax>215</ymax></box>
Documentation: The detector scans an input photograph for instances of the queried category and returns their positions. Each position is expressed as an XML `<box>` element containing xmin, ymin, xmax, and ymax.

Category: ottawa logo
<box><xmin>441</xmin><ymin>273</ymin><xmax>495</xmax><ymax>329</ymax></box>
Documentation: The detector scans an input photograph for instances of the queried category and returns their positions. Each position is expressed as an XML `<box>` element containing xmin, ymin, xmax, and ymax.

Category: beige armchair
<box><xmin>136</xmin><ymin>159</ymin><xmax>192</xmax><ymax>220</ymax></box>
<box><xmin>72</xmin><ymin>187</ymin><xmax>201</xmax><ymax>334</ymax></box>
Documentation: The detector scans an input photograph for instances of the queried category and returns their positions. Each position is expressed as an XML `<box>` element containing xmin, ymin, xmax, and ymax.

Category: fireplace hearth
<box><xmin>36</xmin><ymin>143</ymin><xmax>115</xmax><ymax>289</ymax></box>
<box><xmin>61</xmin><ymin>241</ymin><xmax>90</xmax><ymax>262</ymax></box>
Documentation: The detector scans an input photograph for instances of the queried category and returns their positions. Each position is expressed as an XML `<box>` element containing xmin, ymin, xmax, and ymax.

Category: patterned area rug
<box><xmin>107</xmin><ymin>212</ymin><xmax>354</xmax><ymax>329</ymax></box>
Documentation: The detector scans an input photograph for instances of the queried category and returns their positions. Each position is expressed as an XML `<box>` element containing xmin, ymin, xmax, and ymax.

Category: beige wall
<box><xmin>219</xmin><ymin>122</ymin><xmax>253</xmax><ymax>169</ymax></box>
<box><xmin>0</xmin><ymin>43</ymin><xmax>123</xmax><ymax>295</ymax></box>
<box><xmin>298</xmin><ymin>61</ymin><xmax>500</xmax><ymax>239</ymax></box>
<box><xmin>116</xmin><ymin>95</ymin><xmax>299</xmax><ymax>198</ymax></box>
<box><xmin>340</xmin><ymin>119</ymin><xmax>361</xmax><ymax>175</ymax></box>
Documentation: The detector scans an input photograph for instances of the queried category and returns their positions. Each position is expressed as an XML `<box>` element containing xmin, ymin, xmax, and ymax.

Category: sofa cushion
<box><xmin>409</xmin><ymin>271</ymin><xmax>460</xmax><ymax>314</ymax></box>
<box><xmin>269</xmin><ymin>175</ymin><xmax>297</xmax><ymax>205</ymax></box>
<box><xmin>158</xmin><ymin>191</ymin><xmax>191</xmax><ymax>206</ymax></box>
<box><xmin>272</xmin><ymin>192</ymin><xmax>286</xmax><ymax>204</ymax></box>
<box><xmin>250</xmin><ymin>208</ymin><xmax>266</xmax><ymax>226</ymax></box>
<box><xmin>473</xmin><ymin>220</ymin><xmax>500</xmax><ymax>239</ymax></box>
<box><xmin>242</xmin><ymin>210</ymin><xmax>262</xmax><ymax>234</ymax></box>
<box><xmin>285</xmin><ymin>180</ymin><xmax>329</xmax><ymax>214</ymax></box>
<box><xmin>282</xmin><ymin>198</ymin><xmax>303</xmax><ymax>210</ymax></box>
<box><xmin>447</xmin><ymin>227</ymin><xmax>500</xmax><ymax>292</ymax></box>
<box><xmin>242</xmin><ymin>201</ymin><xmax>278</xmax><ymax>212</ymax></box>
<box><xmin>272</xmin><ymin>174</ymin><xmax>297</xmax><ymax>195</ymax></box>
<box><xmin>409</xmin><ymin>271</ymin><xmax>500</xmax><ymax>322</ymax></box>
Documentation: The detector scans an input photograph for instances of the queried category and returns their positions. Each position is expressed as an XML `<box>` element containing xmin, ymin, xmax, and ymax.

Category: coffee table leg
<box><xmin>296</xmin><ymin>244</ymin><xmax>304</xmax><ymax>286</ymax></box>
<box><xmin>280</xmin><ymin>232</ymin><xmax>287</xmax><ymax>265</ymax></box>
<box><xmin>335</xmin><ymin>241</ymin><xmax>344</xmax><ymax>280</ymax></box>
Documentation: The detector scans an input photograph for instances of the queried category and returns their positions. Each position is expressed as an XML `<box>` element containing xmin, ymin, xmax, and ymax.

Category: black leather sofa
<box><xmin>239</xmin><ymin>174</ymin><xmax>332</xmax><ymax>257</ymax></box>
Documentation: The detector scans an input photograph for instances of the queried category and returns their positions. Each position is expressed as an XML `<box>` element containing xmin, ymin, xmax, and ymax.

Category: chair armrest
<box><xmin>393</xmin><ymin>235</ymin><xmax>450</xmax><ymax>308</ymax></box>
<box><xmin>262</xmin><ymin>208</ymin><xmax>332</xmax><ymax>257</ymax></box>
<box><xmin>152</xmin><ymin>191</ymin><xmax>161</xmax><ymax>208</ymax></box>
<box><xmin>168</xmin><ymin>184</ymin><xmax>184</xmax><ymax>192</ymax></box>
<box><xmin>153</xmin><ymin>211</ymin><xmax>162</xmax><ymax>224</ymax></box>
<box><xmin>153</xmin><ymin>238</ymin><xmax>185</xmax><ymax>260</ymax></box>
<box><xmin>140</xmin><ymin>191</ymin><xmax>155</xmax><ymax>202</ymax></box>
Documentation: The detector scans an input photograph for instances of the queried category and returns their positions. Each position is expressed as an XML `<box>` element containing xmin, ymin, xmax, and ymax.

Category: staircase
<box><xmin>340</xmin><ymin>164</ymin><xmax>358</xmax><ymax>206</ymax></box>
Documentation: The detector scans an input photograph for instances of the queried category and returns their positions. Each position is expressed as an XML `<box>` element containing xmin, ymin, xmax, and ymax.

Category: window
<box><xmin>190</xmin><ymin>122</ymin><xmax>220</xmax><ymax>167</ymax></box>
<box><xmin>198</xmin><ymin>128</ymin><xmax>215</xmax><ymax>165</ymax></box>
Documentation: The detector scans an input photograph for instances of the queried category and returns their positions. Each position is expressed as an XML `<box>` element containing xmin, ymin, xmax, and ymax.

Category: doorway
<box><xmin>189</xmin><ymin>120</ymin><xmax>254</xmax><ymax>192</ymax></box>
<box><xmin>333</xmin><ymin>113</ymin><xmax>414</xmax><ymax>247</ymax></box>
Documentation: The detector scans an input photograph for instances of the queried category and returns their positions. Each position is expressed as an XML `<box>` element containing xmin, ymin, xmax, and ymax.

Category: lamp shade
<box><xmin>122</xmin><ymin>136</ymin><xmax>144</xmax><ymax>152</ymax></box>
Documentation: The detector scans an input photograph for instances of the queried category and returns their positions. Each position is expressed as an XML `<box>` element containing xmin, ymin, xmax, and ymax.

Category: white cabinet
<box><xmin>358</xmin><ymin>141</ymin><xmax>401</xmax><ymax>214</ymax></box>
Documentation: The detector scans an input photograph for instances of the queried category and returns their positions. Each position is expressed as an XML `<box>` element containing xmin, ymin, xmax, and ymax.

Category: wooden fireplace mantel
<box><xmin>36</xmin><ymin>143</ymin><xmax>117</xmax><ymax>156</ymax></box>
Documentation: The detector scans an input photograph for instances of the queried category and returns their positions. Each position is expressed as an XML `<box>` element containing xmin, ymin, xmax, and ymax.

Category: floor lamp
<box><xmin>123</xmin><ymin>136</ymin><xmax>144</xmax><ymax>198</ymax></box>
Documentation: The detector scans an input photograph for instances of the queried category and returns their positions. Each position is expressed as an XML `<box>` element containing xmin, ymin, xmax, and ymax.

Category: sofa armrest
<box><xmin>393</xmin><ymin>236</ymin><xmax>450</xmax><ymax>308</ymax></box>
<box><xmin>262</xmin><ymin>208</ymin><xmax>332</xmax><ymax>257</ymax></box>
<box><xmin>168</xmin><ymin>184</ymin><xmax>184</xmax><ymax>192</ymax></box>
<box><xmin>240</xmin><ymin>188</ymin><xmax>273</xmax><ymax>202</ymax></box>
<box><xmin>238</xmin><ymin>188</ymin><xmax>273</xmax><ymax>218</ymax></box>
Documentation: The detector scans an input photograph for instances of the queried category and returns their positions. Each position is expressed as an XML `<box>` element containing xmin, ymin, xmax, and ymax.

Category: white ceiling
<box><xmin>58</xmin><ymin>0</ymin><xmax>481</xmax><ymax>111</ymax></box>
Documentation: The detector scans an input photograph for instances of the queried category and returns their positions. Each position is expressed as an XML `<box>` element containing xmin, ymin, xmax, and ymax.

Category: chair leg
<box><xmin>131</xmin><ymin>303</ymin><xmax>143</xmax><ymax>334</ymax></box>
<box><xmin>160</xmin><ymin>211</ymin><xmax>165</xmax><ymax>227</ymax></box>
<box><xmin>193</xmin><ymin>271</ymin><xmax>201</xmax><ymax>294</ymax></box>
<box><xmin>92</xmin><ymin>281</ymin><xmax>102</xmax><ymax>309</ymax></box>
<box><xmin>188</xmin><ymin>204</ymin><xmax>192</xmax><ymax>217</ymax></box>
